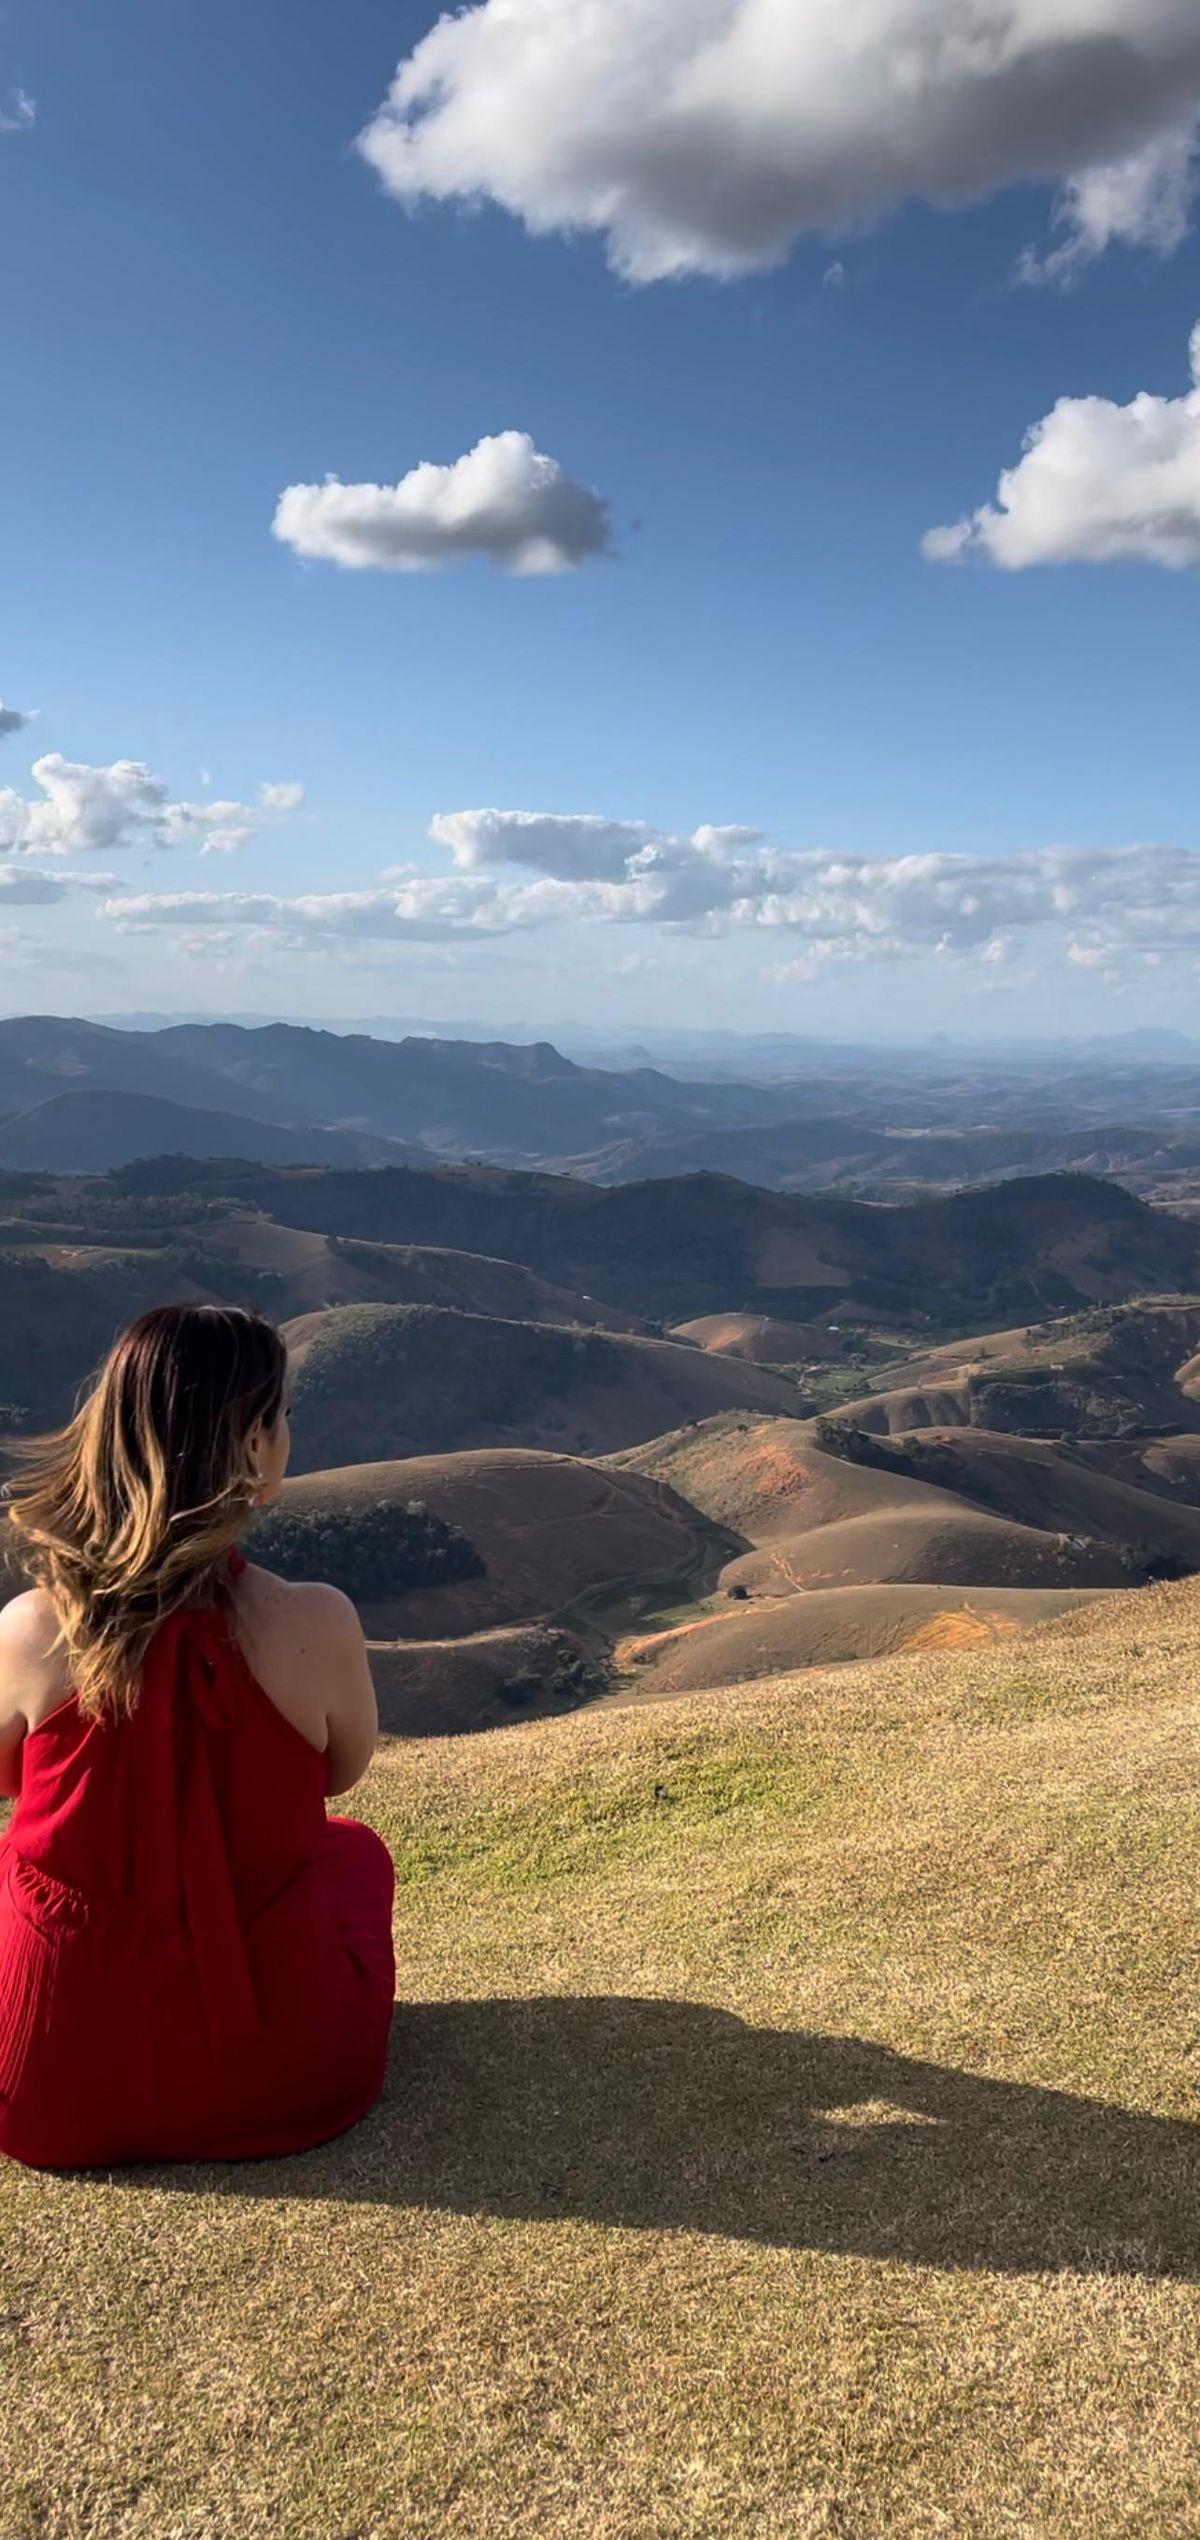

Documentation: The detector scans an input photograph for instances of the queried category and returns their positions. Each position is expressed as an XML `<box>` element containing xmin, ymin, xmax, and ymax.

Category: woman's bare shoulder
<box><xmin>0</xmin><ymin>1587</ymin><xmax>61</xmax><ymax>1661</ymax></box>
<box><xmin>235</xmin><ymin>1563</ymin><xmax>363</xmax><ymax>1653</ymax></box>
<box><xmin>0</xmin><ymin>1588</ymin><xmax>67</xmax><ymax>1727</ymax></box>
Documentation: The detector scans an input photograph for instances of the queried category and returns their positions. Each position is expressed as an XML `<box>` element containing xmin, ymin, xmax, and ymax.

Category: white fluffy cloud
<box><xmin>98</xmin><ymin>819</ymin><xmax>1200</xmax><ymax>983</ymax></box>
<box><xmin>273</xmin><ymin>433</ymin><xmax>610</xmax><ymax>576</ymax></box>
<box><xmin>0</xmin><ymin>701</ymin><xmax>31</xmax><ymax>737</ymax></box>
<box><xmin>428</xmin><ymin>809</ymin><xmax>763</xmax><ymax>883</ymax></box>
<box><xmin>0</xmin><ymin>755</ymin><xmax>304</xmax><ymax>859</ymax></box>
<box><xmin>1021</xmin><ymin>126</ymin><xmax>1199</xmax><ymax>280</ymax></box>
<box><xmin>925</xmin><ymin>318</ymin><xmax>1200</xmax><ymax>569</ymax></box>
<box><xmin>357</xmin><ymin>0</ymin><xmax>1200</xmax><ymax>284</ymax></box>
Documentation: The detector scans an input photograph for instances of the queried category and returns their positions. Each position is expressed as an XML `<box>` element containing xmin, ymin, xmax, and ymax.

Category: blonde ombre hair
<box><xmin>5</xmin><ymin>1304</ymin><xmax>287</xmax><ymax>1720</ymax></box>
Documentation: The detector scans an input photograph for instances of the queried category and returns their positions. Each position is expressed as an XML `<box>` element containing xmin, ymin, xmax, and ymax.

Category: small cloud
<box><xmin>822</xmin><ymin>261</ymin><xmax>846</xmax><ymax>289</ymax></box>
<box><xmin>1018</xmin><ymin>127</ymin><xmax>1199</xmax><ymax>285</ymax></box>
<box><xmin>259</xmin><ymin>781</ymin><xmax>305</xmax><ymax>812</ymax></box>
<box><xmin>924</xmin><ymin>317</ymin><xmax>1200</xmax><ymax>570</ymax></box>
<box><xmin>273</xmin><ymin>432</ymin><xmax>611</xmax><ymax>576</ymax></box>
<box><xmin>0</xmin><ymin>753</ymin><xmax>306</xmax><ymax>859</ymax></box>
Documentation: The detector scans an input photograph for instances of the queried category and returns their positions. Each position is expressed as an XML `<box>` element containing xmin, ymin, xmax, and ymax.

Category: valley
<box><xmin>3</xmin><ymin>1117</ymin><xmax>1200</xmax><ymax>1733</ymax></box>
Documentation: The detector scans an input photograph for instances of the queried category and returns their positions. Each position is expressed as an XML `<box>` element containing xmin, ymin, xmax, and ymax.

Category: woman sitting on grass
<box><xmin>0</xmin><ymin>1304</ymin><xmax>394</xmax><ymax>2171</ymax></box>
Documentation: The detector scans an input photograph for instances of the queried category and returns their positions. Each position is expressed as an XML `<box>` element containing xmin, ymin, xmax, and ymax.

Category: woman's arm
<box><xmin>295</xmin><ymin>1582</ymin><xmax>380</xmax><ymax>1796</ymax></box>
<box><xmin>0</xmin><ymin>1591</ymin><xmax>63</xmax><ymax>1800</ymax></box>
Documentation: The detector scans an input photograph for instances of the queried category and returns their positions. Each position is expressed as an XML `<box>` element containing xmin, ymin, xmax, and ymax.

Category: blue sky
<box><xmin>2</xmin><ymin>0</ymin><xmax>1200</xmax><ymax>1037</ymax></box>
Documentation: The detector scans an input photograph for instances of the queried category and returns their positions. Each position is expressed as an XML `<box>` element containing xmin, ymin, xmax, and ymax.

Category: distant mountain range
<box><xmin>1</xmin><ymin>1014</ymin><xmax>1200</xmax><ymax>1203</ymax></box>
<box><xmin>78</xmin><ymin>1012</ymin><xmax>1200</xmax><ymax>1064</ymax></box>
<box><xmin>0</xmin><ymin>1015</ymin><xmax>798</xmax><ymax>1174</ymax></box>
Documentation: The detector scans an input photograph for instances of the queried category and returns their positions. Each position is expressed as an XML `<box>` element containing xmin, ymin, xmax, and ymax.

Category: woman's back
<box><xmin>0</xmin><ymin>1566</ymin><xmax>395</xmax><ymax>2169</ymax></box>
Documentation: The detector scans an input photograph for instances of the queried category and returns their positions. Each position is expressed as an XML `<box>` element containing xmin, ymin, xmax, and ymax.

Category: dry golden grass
<box><xmin>3</xmin><ymin>1580</ymin><xmax>1200</xmax><ymax>2537</ymax></box>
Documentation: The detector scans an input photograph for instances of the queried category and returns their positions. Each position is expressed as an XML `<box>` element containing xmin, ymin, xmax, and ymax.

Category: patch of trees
<box><xmin>495</xmin><ymin>1645</ymin><xmax>604</xmax><ymax>1712</ymax></box>
<box><xmin>968</xmin><ymin>1370</ymin><xmax>1146</xmax><ymax>1440</ymax></box>
<box><xmin>158</xmin><ymin>1243</ymin><xmax>285</xmax><ymax>1311</ymax></box>
<box><xmin>248</xmin><ymin>1497</ymin><xmax>485</xmax><ymax>1603</ymax></box>
<box><xmin>813</xmin><ymin>1418</ymin><xmax>969</xmax><ymax>1493</ymax></box>
<box><xmin>110</xmin><ymin>1157</ymin><xmax>260</xmax><ymax>1198</ymax></box>
<box><xmin>1120</xmin><ymin>1544</ymin><xmax>1197</xmax><ymax>1586</ymax></box>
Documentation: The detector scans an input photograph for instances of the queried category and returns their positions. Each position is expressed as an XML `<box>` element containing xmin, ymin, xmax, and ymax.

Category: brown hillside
<box><xmin>200</xmin><ymin>1217</ymin><xmax>647</xmax><ymax>1331</ymax></box>
<box><xmin>270</xmin><ymin>1449</ymin><xmax>735</xmax><ymax>1643</ymax></box>
<box><xmin>97</xmin><ymin>1160</ymin><xmax>1200</xmax><ymax>1327</ymax></box>
<box><xmin>367</xmin><ymin>1623</ymin><xmax>597</xmax><ymax>1738</ymax></box>
<box><xmin>721</xmin><ymin>1503</ymin><xmax>1129</xmax><ymax>1594</ymax></box>
<box><xmin>612</xmin><ymin>1409</ymin><xmax>1200</xmax><ymax>1694</ymax></box>
<box><xmin>621</xmin><ymin>1406</ymin><xmax>1200</xmax><ymax>1578</ymax></box>
<box><xmin>825</xmin><ymin>1427</ymin><xmax>1200</xmax><ymax>1565</ymax></box>
<box><xmin>835</xmin><ymin>1297</ymin><xmax>1200</xmax><ymax>1439</ymax></box>
<box><xmin>670</xmin><ymin>1313</ymin><xmax>851</xmax><ymax>1364</ymax></box>
<box><xmin>282</xmin><ymin>1305</ymin><xmax>803</xmax><ymax>1470</ymax></box>
<box><xmin>617</xmin><ymin>1414</ymin><xmax>945</xmax><ymax>1541</ymax></box>
<box><xmin>609</xmin><ymin>1580</ymin><xmax>1104</xmax><ymax>1700</ymax></box>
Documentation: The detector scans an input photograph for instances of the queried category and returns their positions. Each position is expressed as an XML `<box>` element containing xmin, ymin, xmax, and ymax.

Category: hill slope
<box><xmin>606</xmin><ymin>1578</ymin><xmax>1106</xmax><ymax>1697</ymax></box>
<box><xmin>197</xmin><ymin>1219</ymin><xmax>648</xmax><ymax>1331</ymax></box>
<box><xmin>266</xmin><ymin>1448</ymin><xmax>734</xmax><ymax>1645</ymax></box>
<box><xmin>0</xmin><ymin>1089</ymin><xmax>410</xmax><ymax>1173</ymax></box>
<box><xmin>283</xmin><ymin>1305</ymin><xmax>802</xmax><ymax>1468</ymax></box>
<box><xmin>5</xmin><ymin>1583</ymin><xmax>1198</xmax><ymax>2535</ymax></box>
<box><xmin>611</xmin><ymin>1408</ymin><xmax>1200</xmax><ymax>1694</ymax></box>
<box><xmin>97</xmin><ymin>1160</ymin><xmax>1200</xmax><ymax>1328</ymax></box>
<box><xmin>0</xmin><ymin>1246</ymin><xmax>217</xmax><ymax>1425</ymax></box>
<box><xmin>829</xmin><ymin>1297</ymin><xmax>1200</xmax><ymax>1440</ymax></box>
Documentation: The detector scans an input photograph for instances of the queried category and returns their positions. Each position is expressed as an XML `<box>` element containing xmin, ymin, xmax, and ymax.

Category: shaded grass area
<box><xmin>3</xmin><ymin>1582</ymin><xmax>1200</xmax><ymax>2535</ymax></box>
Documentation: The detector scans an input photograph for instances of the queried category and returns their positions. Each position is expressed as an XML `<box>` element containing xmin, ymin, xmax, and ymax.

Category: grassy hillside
<box><xmin>830</xmin><ymin>1297</ymin><xmax>1200</xmax><ymax>1441</ymax></box>
<box><xmin>198</xmin><ymin>1218</ymin><xmax>650</xmax><ymax>1331</ymax></box>
<box><xmin>670</xmin><ymin>1312</ymin><xmax>858</xmax><ymax>1365</ymax></box>
<box><xmin>66</xmin><ymin>1161</ymin><xmax>1200</xmax><ymax>1328</ymax></box>
<box><xmin>609</xmin><ymin>1409</ymin><xmax>1200</xmax><ymax>1694</ymax></box>
<box><xmin>619</xmin><ymin>1413</ymin><xmax>1170</xmax><ymax>1589</ymax></box>
<box><xmin>0</xmin><ymin>1246</ymin><xmax>221</xmax><ymax>1428</ymax></box>
<box><xmin>4</xmin><ymin>1583</ymin><xmax>1198</xmax><ymax>2535</ymax></box>
<box><xmin>283</xmin><ymin>1304</ymin><xmax>803</xmax><ymax>1469</ymax></box>
<box><xmin>607</xmin><ymin>1578</ymin><xmax>1105</xmax><ymax>1698</ymax></box>
<box><xmin>257</xmin><ymin>1450</ymin><xmax>739</xmax><ymax>1731</ymax></box>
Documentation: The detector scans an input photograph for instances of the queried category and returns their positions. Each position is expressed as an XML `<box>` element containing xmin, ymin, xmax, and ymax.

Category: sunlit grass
<box><xmin>3</xmin><ymin>1578</ymin><xmax>1200</xmax><ymax>2535</ymax></box>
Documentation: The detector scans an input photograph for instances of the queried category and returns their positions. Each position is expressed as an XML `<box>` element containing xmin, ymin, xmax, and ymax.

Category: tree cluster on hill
<box><xmin>248</xmin><ymin>1496</ymin><xmax>486</xmax><ymax>1604</ymax></box>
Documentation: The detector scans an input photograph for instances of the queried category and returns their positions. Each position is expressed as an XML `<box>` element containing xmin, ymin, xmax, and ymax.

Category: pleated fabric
<box><xmin>0</xmin><ymin>1564</ymin><xmax>394</xmax><ymax>2169</ymax></box>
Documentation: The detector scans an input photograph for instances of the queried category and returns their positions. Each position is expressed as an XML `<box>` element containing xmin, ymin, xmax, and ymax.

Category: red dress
<box><xmin>0</xmin><ymin>1563</ymin><xmax>395</xmax><ymax>2169</ymax></box>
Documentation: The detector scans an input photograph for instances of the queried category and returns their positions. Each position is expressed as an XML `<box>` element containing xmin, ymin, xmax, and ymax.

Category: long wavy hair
<box><xmin>4</xmin><ymin>1304</ymin><xmax>287</xmax><ymax>1720</ymax></box>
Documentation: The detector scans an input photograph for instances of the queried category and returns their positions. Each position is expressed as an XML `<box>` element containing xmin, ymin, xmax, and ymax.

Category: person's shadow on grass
<box><xmin>138</xmin><ymin>1997</ymin><xmax>1200</xmax><ymax>2277</ymax></box>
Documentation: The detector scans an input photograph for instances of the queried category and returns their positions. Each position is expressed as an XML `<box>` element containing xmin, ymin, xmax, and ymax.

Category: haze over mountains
<box><xmin>5</xmin><ymin>1015</ymin><xmax>1200</xmax><ymax>1209</ymax></box>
